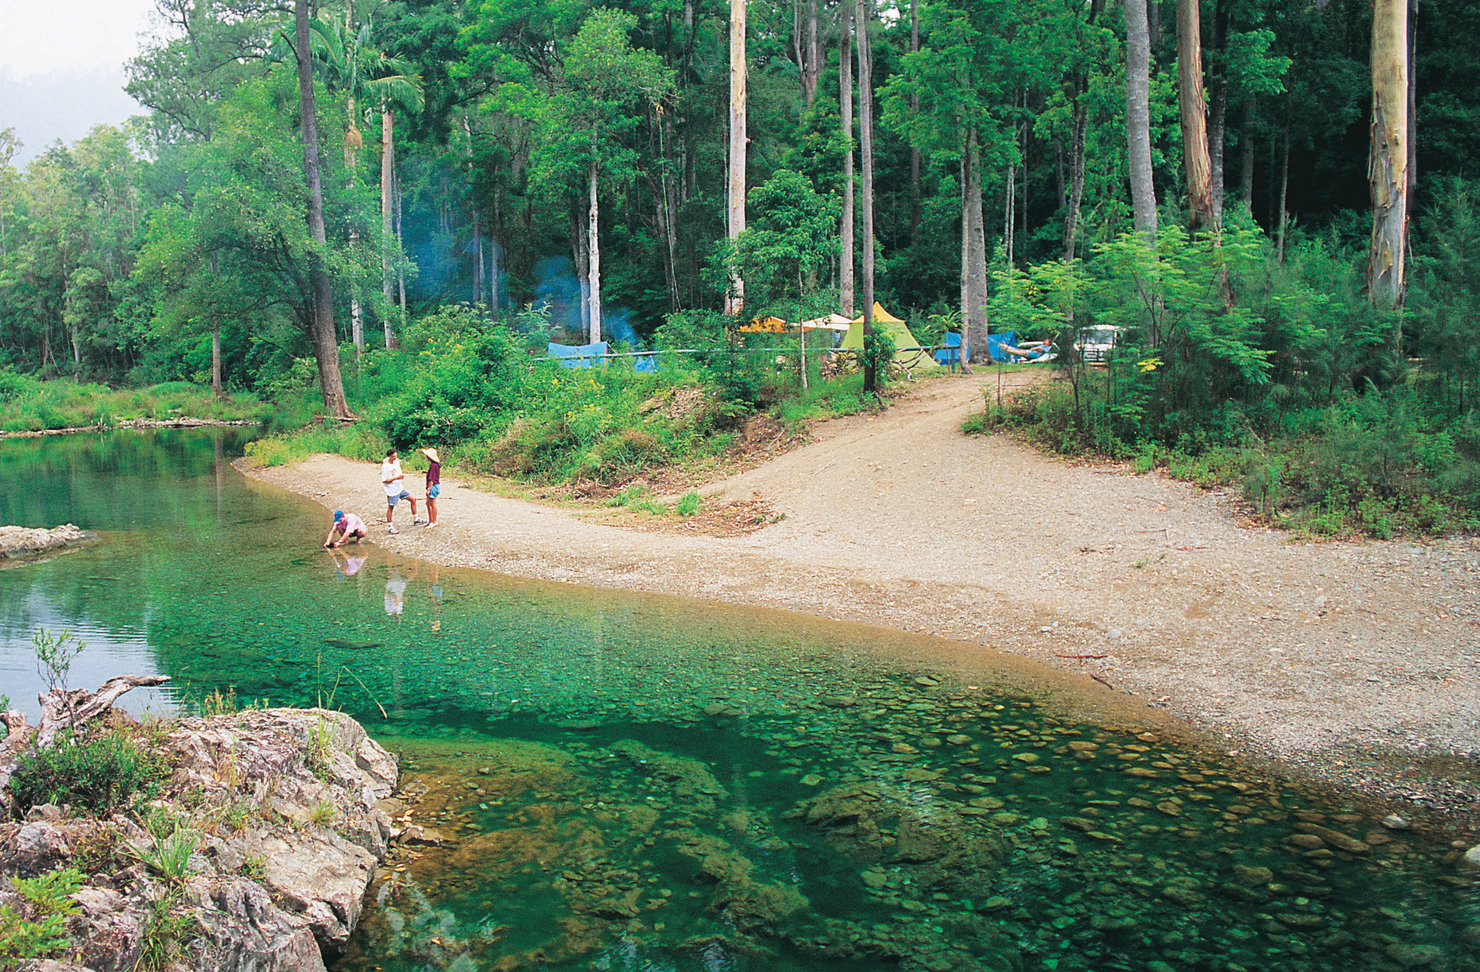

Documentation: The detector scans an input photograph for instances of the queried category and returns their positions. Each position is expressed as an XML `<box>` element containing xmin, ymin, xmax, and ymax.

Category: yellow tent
<box><xmin>840</xmin><ymin>303</ymin><xmax>937</xmax><ymax>370</ymax></box>
<box><xmin>736</xmin><ymin>315</ymin><xmax>791</xmax><ymax>333</ymax></box>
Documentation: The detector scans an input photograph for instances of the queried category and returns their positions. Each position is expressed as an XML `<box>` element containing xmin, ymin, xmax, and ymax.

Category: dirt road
<box><xmin>245</xmin><ymin>371</ymin><xmax>1480</xmax><ymax>814</ymax></box>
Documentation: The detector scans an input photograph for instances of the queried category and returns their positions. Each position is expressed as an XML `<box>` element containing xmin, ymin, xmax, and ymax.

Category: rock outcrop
<box><xmin>0</xmin><ymin>524</ymin><xmax>97</xmax><ymax>565</ymax></box>
<box><xmin>1</xmin><ymin>704</ymin><xmax>399</xmax><ymax>972</ymax></box>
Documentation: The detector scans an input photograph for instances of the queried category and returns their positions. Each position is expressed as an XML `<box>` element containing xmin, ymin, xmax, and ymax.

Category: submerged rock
<box><xmin>610</xmin><ymin>739</ymin><xmax>727</xmax><ymax>812</ymax></box>
<box><xmin>0</xmin><ymin>523</ymin><xmax>97</xmax><ymax>564</ymax></box>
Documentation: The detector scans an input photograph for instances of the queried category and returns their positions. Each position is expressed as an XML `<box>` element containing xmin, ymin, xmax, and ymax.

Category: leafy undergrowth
<box><xmin>966</xmin><ymin>379</ymin><xmax>1480</xmax><ymax>541</ymax></box>
<box><xmin>0</xmin><ymin>373</ymin><xmax>270</xmax><ymax>434</ymax></box>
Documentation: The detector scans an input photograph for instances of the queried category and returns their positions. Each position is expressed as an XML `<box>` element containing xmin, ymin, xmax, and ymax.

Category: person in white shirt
<box><xmin>380</xmin><ymin>449</ymin><xmax>421</xmax><ymax>532</ymax></box>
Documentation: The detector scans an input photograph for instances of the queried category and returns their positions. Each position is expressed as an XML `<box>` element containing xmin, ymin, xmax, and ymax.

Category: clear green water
<box><xmin>1</xmin><ymin>429</ymin><xmax>1477</xmax><ymax>972</ymax></box>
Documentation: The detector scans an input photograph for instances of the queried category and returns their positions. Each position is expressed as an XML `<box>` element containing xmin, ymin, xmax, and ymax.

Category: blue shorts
<box><xmin>428</xmin><ymin>484</ymin><xmax>441</xmax><ymax>499</ymax></box>
<box><xmin>387</xmin><ymin>490</ymin><xmax>412</xmax><ymax>505</ymax></box>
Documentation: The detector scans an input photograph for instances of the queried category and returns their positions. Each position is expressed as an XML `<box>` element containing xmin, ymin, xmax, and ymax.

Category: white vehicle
<box><xmin>1074</xmin><ymin>325</ymin><xmax>1121</xmax><ymax>364</ymax></box>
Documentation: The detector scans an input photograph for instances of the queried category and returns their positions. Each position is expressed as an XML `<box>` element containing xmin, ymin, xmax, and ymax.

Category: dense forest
<box><xmin>1</xmin><ymin>0</ymin><xmax>1478</xmax><ymax>533</ymax></box>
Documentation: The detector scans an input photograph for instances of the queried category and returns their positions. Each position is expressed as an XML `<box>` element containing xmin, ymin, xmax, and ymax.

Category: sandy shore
<box><xmin>242</xmin><ymin>373</ymin><xmax>1480</xmax><ymax>819</ymax></box>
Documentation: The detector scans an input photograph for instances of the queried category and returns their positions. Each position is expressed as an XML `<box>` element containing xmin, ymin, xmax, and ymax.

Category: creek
<box><xmin>0</xmin><ymin>428</ymin><xmax>1475</xmax><ymax>972</ymax></box>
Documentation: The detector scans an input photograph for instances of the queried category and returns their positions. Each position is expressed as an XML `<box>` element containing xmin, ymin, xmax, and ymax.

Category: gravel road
<box><xmin>244</xmin><ymin>371</ymin><xmax>1480</xmax><ymax>819</ymax></box>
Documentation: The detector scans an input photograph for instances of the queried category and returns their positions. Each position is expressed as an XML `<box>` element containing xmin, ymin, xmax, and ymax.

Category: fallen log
<box><xmin>34</xmin><ymin>674</ymin><xmax>172</xmax><ymax>748</ymax></box>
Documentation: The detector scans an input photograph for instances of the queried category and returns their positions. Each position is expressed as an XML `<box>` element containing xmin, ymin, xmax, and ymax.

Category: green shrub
<box><xmin>125</xmin><ymin>815</ymin><xmax>200</xmax><ymax>885</ymax></box>
<box><xmin>607</xmin><ymin>483</ymin><xmax>650</xmax><ymax>507</ymax></box>
<box><xmin>676</xmin><ymin>491</ymin><xmax>702</xmax><ymax>517</ymax></box>
<box><xmin>1242</xmin><ymin>458</ymin><xmax>1287</xmax><ymax>516</ymax></box>
<box><xmin>0</xmin><ymin>868</ymin><xmax>83</xmax><ymax>964</ymax></box>
<box><xmin>135</xmin><ymin>891</ymin><xmax>195</xmax><ymax>971</ymax></box>
<box><xmin>8</xmin><ymin>730</ymin><xmax>169</xmax><ymax>815</ymax></box>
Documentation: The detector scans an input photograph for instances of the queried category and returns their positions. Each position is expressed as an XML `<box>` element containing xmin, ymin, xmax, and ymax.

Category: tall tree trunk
<box><xmin>381</xmin><ymin>105</ymin><xmax>396</xmax><ymax>348</ymax></box>
<box><xmin>801</xmin><ymin>0</ymin><xmax>820</xmax><ymax>106</ymax></box>
<box><xmin>1406</xmin><ymin>0</ymin><xmax>1417</xmax><ymax>207</ymax></box>
<box><xmin>909</xmin><ymin>0</ymin><xmax>921</xmax><ymax>236</ymax></box>
<box><xmin>1207</xmin><ymin>0</ymin><xmax>1229</xmax><ymax>226</ymax></box>
<box><xmin>1063</xmin><ymin>104</ymin><xmax>1089</xmax><ymax>262</ymax></box>
<box><xmin>658</xmin><ymin>109</ymin><xmax>681</xmax><ymax>310</ymax></box>
<box><xmin>294</xmin><ymin>0</ymin><xmax>350</xmax><ymax>419</ymax></box>
<box><xmin>1368</xmin><ymin>0</ymin><xmax>1408</xmax><ymax>310</ymax></box>
<box><xmin>573</xmin><ymin>208</ymin><xmax>590</xmax><ymax>338</ymax></box>
<box><xmin>474</xmin><ymin>216</ymin><xmax>485</xmax><ymax>304</ymax></box>
<box><xmin>342</xmin><ymin>7</ymin><xmax>364</xmax><ymax>360</ymax></box>
<box><xmin>1003</xmin><ymin>161</ymin><xmax>1015</xmax><ymax>265</ymax></box>
<box><xmin>961</xmin><ymin>171</ymin><xmax>969</xmax><ymax>357</ymax></box>
<box><xmin>1277</xmin><ymin>89</ymin><xmax>1291</xmax><ymax>263</ymax></box>
<box><xmin>839</xmin><ymin>0</ymin><xmax>855</xmax><ymax>317</ymax></box>
<box><xmin>726</xmin><ymin>0</ymin><xmax>747</xmax><ymax>316</ymax></box>
<box><xmin>210</xmin><ymin>254</ymin><xmax>222</xmax><ymax>396</ymax></box>
<box><xmin>1239</xmin><ymin>94</ymin><xmax>1256</xmax><ymax>210</ymax></box>
<box><xmin>856</xmin><ymin>0</ymin><xmax>876</xmax><ymax>394</ymax></box>
<box><xmin>587</xmin><ymin>157</ymin><xmax>602</xmax><ymax>343</ymax></box>
<box><xmin>1176</xmin><ymin>0</ymin><xmax>1216</xmax><ymax>232</ymax></box>
<box><xmin>212</xmin><ymin>321</ymin><xmax>222</xmax><ymax>397</ymax></box>
<box><xmin>963</xmin><ymin>128</ymin><xmax>990</xmax><ymax>366</ymax></box>
<box><xmin>1124</xmin><ymin>0</ymin><xmax>1158</xmax><ymax>239</ymax></box>
<box><xmin>395</xmin><ymin>167</ymin><xmax>406</xmax><ymax>330</ymax></box>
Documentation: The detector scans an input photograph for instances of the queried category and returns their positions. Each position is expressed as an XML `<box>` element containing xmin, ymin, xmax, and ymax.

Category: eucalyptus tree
<box><xmin>1368</xmin><ymin>0</ymin><xmax>1408</xmax><ymax>309</ymax></box>
<box><xmin>726</xmin><ymin>0</ymin><xmax>748</xmax><ymax>315</ymax></box>
<box><xmin>126</xmin><ymin>0</ymin><xmax>287</xmax><ymax>142</ymax></box>
<box><xmin>839</xmin><ymin>0</ymin><xmax>854</xmax><ymax>316</ymax></box>
<box><xmin>308</xmin><ymin>6</ymin><xmax>425</xmax><ymax>351</ymax></box>
<box><xmin>855</xmin><ymin>0</ymin><xmax>878</xmax><ymax>394</ymax></box>
<box><xmin>0</xmin><ymin>128</ymin><xmax>146</xmax><ymax>377</ymax></box>
<box><xmin>1176</xmin><ymin>0</ymin><xmax>1216</xmax><ymax>233</ymax></box>
<box><xmin>294</xmin><ymin>0</ymin><xmax>352</xmax><ymax>418</ymax></box>
<box><xmin>1023</xmin><ymin>0</ymin><xmax>1116</xmax><ymax>262</ymax></box>
<box><xmin>1123</xmin><ymin>0</ymin><xmax>1157</xmax><ymax>240</ymax></box>
<box><xmin>139</xmin><ymin>75</ymin><xmax>378</xmax><ymax>401</ymax></box>
<box><xmin>523</xmin><ymin>9</ymin><xmax>674</xmax><ymax>342</ymax></box>
<box><xmin>882</xmin><ymin>0</ymin><xmax>1018</xmax><ymax>365</ymax></box>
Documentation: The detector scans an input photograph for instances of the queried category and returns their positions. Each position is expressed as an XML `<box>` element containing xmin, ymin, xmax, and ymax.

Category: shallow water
<box><xmin>1</xmin><ymin>429</ymin><xmax>1477</xmax><ymax>972</ymax></box>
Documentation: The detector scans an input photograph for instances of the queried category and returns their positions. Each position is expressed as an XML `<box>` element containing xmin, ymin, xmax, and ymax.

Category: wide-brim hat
<box><xmin>420</xmin><ymin>447</ymin><xmax>440</xmax><ymax>463</ymax></box>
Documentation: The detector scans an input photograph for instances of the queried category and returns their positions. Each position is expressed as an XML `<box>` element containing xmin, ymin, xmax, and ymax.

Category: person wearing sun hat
<box><xmin>421</xmin><ymin>446</ymin><xmax>442</xmax><ymax>528</ymax></box>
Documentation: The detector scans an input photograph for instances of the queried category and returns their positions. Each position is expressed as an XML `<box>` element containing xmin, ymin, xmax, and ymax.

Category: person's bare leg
<box><xmin>427</xmin><ymin>497</ymin><xmax>438</xmax><ymax>526</ymax></box>
<box><xmin>385</xmin><ymin>504</ymin><xmax>395</xmax><ymax>524</ymax></box>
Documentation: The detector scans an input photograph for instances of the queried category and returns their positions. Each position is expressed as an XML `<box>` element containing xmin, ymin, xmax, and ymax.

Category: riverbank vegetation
<box><xmin>0</xmin><ymin>374</ymin><xmax>271</xmax><ymax>435</ymax></box>
<box><xmin>1</xmin><ymin>0</ymin><xmax>1476</xmax><ymax>535</ymax></box>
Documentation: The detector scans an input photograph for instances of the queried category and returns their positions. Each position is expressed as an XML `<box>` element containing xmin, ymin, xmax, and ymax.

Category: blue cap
<box><xmin>334</xmin><ymin>510</ymin><xmax>344</xmax><ymax>521</ymax></box>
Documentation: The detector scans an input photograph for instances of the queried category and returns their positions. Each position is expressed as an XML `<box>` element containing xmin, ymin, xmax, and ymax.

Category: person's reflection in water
<box><xmin>329</xmin><ymin>548</ymin><xmax>368</xmax><ymax>578</ymax></box>
<box><xmin>428</xmin><ymin>564</ymin><xmax>443</xmax><ymax>633</ymax></box>
<box><xmin>384</xmin><ymin>569</ymin><xmax>408</xmax><ymax>619</ymax></box>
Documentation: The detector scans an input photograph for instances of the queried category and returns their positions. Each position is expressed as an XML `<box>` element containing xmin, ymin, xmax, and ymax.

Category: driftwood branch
<box><xmin>34</xmin><ymin>675</ymin><xmax>171</xmax><ymax>748</ymax></box>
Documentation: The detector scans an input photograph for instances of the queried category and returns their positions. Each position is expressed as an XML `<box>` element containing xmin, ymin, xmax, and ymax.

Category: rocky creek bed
<box><xmin>335</xmin><ymin>669</ymin><xmax>1480</xmax><ymax>972</ymax></box>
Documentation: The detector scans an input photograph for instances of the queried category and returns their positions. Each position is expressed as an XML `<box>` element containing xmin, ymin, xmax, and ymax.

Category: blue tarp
<box><xmin>986</xmin><ymin>330</ymin><xmax>1017</xmax><ymax>363</ymax></box>
<box><xmin>548</xmin><ymin>341</ymin><xmax>658</xmax><ymax>371</ymax></box>
<box><xmin>548</xmin><ymin>341</ymin><xmax>608</xmax><ymax>369</ymax></box>
<box><xmin>933</xmin><ymin>331</ymin><xmax>962</xmax><ymax>366</ymax></box>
